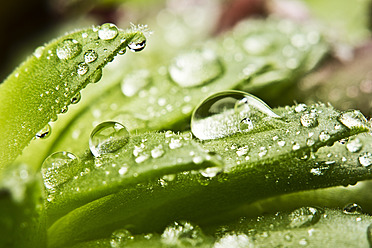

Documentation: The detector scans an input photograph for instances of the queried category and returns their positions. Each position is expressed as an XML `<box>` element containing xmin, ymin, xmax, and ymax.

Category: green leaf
<box><xmin>0</xmin><ymin>23</ymin><xmax>147</xmax><ymax>171</ymax></box>
<box><xmin>46</xmin><ymin>103</ymin><xmax>372</xmax><ymax>247</ymax></box>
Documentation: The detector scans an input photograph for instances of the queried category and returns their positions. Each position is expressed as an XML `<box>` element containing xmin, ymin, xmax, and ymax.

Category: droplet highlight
<box><xmin>300</xmin><ymin>112</ymin><xmax>318</xmax><ymax>128</ymax></box>
<box><xmin>36</xmin><ymin>124</ymin><xmax>51</xmax><ymax>139</ymax></box>
<box><xmin>89</xmin><ymin>121</ymin><xmax>130</xmax><ymax>157</ymax></box>
<box><xmin>169</xmin><ymin>48</ymin><xmax>222</xmax><ymax>88</ymax></box>
<box><xmin>191</xmin><ymin>90</ymin><xmax>280</xmax><ymax>140</ymax></box>
<box><xmin>98</xmin><ymin>23</ymin><xmax>118</xmax><ymax>40</ymax></box>
<box><xmin>127</xmin><ymin>33</ymin><xmax>146</xmax><ymax>52</ymax></box>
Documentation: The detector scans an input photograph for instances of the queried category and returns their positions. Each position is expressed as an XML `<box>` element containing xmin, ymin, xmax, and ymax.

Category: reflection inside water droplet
<box><xmin>288</xmin><ymin>206</ymin><xmax>322</xmax><ymax>228</ymax></box>
<box><xmin>89</xmin><ymin>121</ymin><xmax>130</xmax><ymax>157</ymax></box>
<box><xmin>36</xmin><ymin>124</ymin><xmax>51</xmax><ymax>139</ymax></box>
<box><xmin>191</xmin><ymin>90</ymin><xmax>281</xmax><ymax>140</ymax></box>
<box><xmin>77</xmin><ymin>62</ymin><xmax>89</xmax><ymax>75</ymax></box>
<box><xmin>343</xmin><ymin>203</ymin><xmax>363</xmax><ymax>214</ymax></box>
<box><xmin>84</xmin><ymin>50</ymin><xmax>98</xmax><ymax>63</ymax></box>
<box><xmin>127</xmin><ymin>33</ymin><xmax>146</xmax><ymax>52</ymax></box>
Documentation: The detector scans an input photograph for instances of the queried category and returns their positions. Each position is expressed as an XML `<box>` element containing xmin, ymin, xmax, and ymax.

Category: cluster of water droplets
<box><xmin>161</xmin><ymin>221</ymin><xmax>205</xmax><ymax>247</ymax></box>
<box><xmin>191</xmin><ymin>90</ymin><xmax>281</xmax><ymax>140</ymax></box>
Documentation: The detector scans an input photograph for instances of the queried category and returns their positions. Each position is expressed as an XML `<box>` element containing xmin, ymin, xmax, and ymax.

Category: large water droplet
<box><xmin>84</xmin><ymin>49</ymin><xmax>98</xmax><ymax>63</ymax></box>
<box><xmin>358</xmin><ymin>152</ymin><xmax>372</xmax><ymax>167</ymax></box>
<box><xmin>161</xmin><ymin>221</ymin><xmax>204</xmax><ymax>247</ymax></box>
<box><xmin>98</xmin><ymin>23</ymin><xmax>118</xmax><ymax>40</ymax></box>
<box><xmin>338</xmin><ymin>110</ymin><xmax>370</xmax><ymax>130</ymax></box>
<box><xmin>168</xmin><ymin>48</ymin><xmax>222</xmax><ymax>88</ymax></box>
<box><xmin>191</xmin><ymin>90</ymin><xmax>281</xmax><ymax>140</ymax></box>
<box><xmin>300</xmin><ymin>112</ymin><xmax>318</xmax><ymax>128</ymax></box>
<box><xmin>127</xmin><ymin>33</ymin><xmax>146</xmax><ymax>52</ymax></box>
<box><xmin>36</xmin><ymin>124</ymin><xmax>51</xmax><ymax>139</ymax></box>
<box><xmin>343</xmin><ymin>203</ymin><xmax>363</xmax><ymax>214</ymax></box>
<box><xmin>346</xmin><ymin>137</ymin><xmax>363</xmax><ymax>153</ymax></box>
<box><xmin>41</xmin><ymin>151</ymin><xmax>79</xmax><ymax>190</ymax></box>
<box><xmin>110</xmin><ymin>229</ymin><xmax>134</xmax><ymax>248</ymax></box>
<box><xmin>56</xmin><ymin>39</ymin><xmax>82</xmax><ymax>60</ymax></box>
<box><xmin>89</xmin><ymin>121</ymin><xmax>130</xmax><ymax>157</ymax></box>
<box><xmin>121</xmin><ymin>69</ymin><xmax>150</xmax><ymax>97</ymax></box>
<box><xmin>288</xmin><ymin>207</ymin><xmax>322</xmax><ymax>228</ymax></box>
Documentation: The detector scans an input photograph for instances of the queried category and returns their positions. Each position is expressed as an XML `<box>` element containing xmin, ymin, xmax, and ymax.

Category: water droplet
<box><xmin>284</xmin><ymin>232</ymin><xmax>293</xmax><ymax>242</ymax></box>
<box><xmin>98</xmin><ymin>23</ymin><xmax>118</xmax><ymax>40</ymax></box>
<box><xmin>127</xmin><ymin>33</ymin><xmax>146</xmax><ymax>52</ymax></box>
<box><xmin>338</xmin><ymin>110</ymin><xmax>370</xmax><ymax>130</ymax></box>
<box><xmin>258</xmin><ymin>147</ymin><xmax>268</xmax><ymax>157</ymax></box>
<box><xmin>56</xmin><ymin>39</ymin><xmax>82</xmax><ymax>60</ymax></box>
<box><xmin>239</xmin><ymin>117</ymin><xmax>253</xmax><ymax>132</ymax></box>
<box><xmin>36</xmin><ymin>124</ymin><xmax>51</xmax><ymax>139</ymax></box>
<box><xmin>121</xmin><ymin>69</ymin><xmax>150</xmax><ymax>97</ymax></box>
<box><xmin>346</xmin><ymin>137</ymin><xmax>363</xmax><ymax>153</ymax></box>
<box><xmin>358</xmin><ymin>152</ymin><xmax>372</xmax><ymax>167</ymax></box>
<box><xmin>161</xmin><ymin>221</ymin><xmax>204</xmax><ymax>247</ymax></box>
<box><xmin>236</xmin><ymin>146</ymin><xmax>249</xmax><ymax>156</ymax></box>
<box><xmin>168</xmin><ymin>48</ymin><xmax>222</xmax><ymax>88</ymax></box>
<box><xmin>306</xmin><ymin>138</ymin><xmax>315</xmax><ymax>147</ymax></box>
<box><xmin>118</xmin><ymin>166</ymin><xmax>128</xmax><ymax>175</ymax></box>
<box><xmin>367</xmin><ymin>224</ymin><xmax>372</xmax><ymax>247</ymax></box>
<box><xmin>41</xmin><ymin>151</ymin><xmax>79</xmax><ymax>190</ymax></box>
<box><xmin>278</xmin><ymin>140</ymin><xmax>286</xmax><ymax>147</ymax></box>
<box><xmin>191</xmin><ymin>90</ymin><xmax>280</xmax><ymax>140</ymax></box>
<box><xmin>292</xmin><ymin>143</ymin><xmax>301</xmax><ymax>151</ymax></box>
<box><xmin>118</xmin><ymin>47</ymin><xmax>126</xmax><ymax>55</ymax></box>
<box><xmin>200</xmin><ymin>167</ymin><xmax>221</xmax><ymax>178</ymax></box>
<box><xmin>89</xmin><ymin>68</ymin><xmax>103</xmax><ymax>84</ymax></box>
<box><xmin>110</xmin><ymin>229</ymin><xmax>133</xmax><ymax>247</ymax></box>
<box><xmin>243</xmin><ymin>35</ymin><xmax>272</xmax><ymax>55</ymax></box>
<box><xmin>84</xmin><ymin>49</ymin><xmax>98</xmax><ymax>63</ymax></box>
<box><xmin>34</xmin><ymin>46</ymin><xmax>45</xmax><ymax>58</ymax></box>
<box><xmin>77</xmin><ymin>62</ymin><xmax>89</xmax><ymax>75</ymax></box>
<box><xmin>300</xmin><ymin>112</ymin><xmax>318</xmax><ymax>128</ymax></box>
<box><xmin>288</xmin><ymin>207</ymin><xmax>322</xmax><ymax>228</ymax></box>
<box><xmin>89</xmin><ymin>121</ymin><xmax>130</xmax><ymax>157</ymax></box>
<box><xmin>71</xmin><ymin>92</ymin><xmax>81</xmax><ymax>104</ymax></box>
<box><xmin>294</xmin><ymin>103</ymin><xmax>307</xmax><ymax>113</ymax></box>
<box><xmin>151</xmin><ymin>145</ymin><xmax>164</xmax><ymax>158</ymax></box>
<box><xmin>298</xmin><ymin>238</ymin><xmax>309</xmax><ymax>246</ymax></box>
<box><xmin>214</xmin><ymin>233</ymin><xmax>253</xmax><ymax>248</ymax></box>
<box><xmin>343</xmin><ymin>203</ymin><xmax>363</xmax><ymax>214</ymax></box>
<box><xmin>319</xmin><ymin>131</ymin><xmax>330</xmax><ymax>142</ymax></box>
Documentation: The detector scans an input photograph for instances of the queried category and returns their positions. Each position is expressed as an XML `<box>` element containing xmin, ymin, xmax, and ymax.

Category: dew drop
<box><xmin>288</xmin><ymin>207</ymin><xmax>322</xmax><ymax>228</ymax></box>
<box><xmin>89</xmin><ymin>121</ymin><xmax>130</xmax><ymax>157</ymax></box>
<box><xmin>300</xmin><ymin>112</ymin><xmax>318</xmax><ymax>128</ymax></box>
<box><xmin>200</xmin><ymin>167</ymin><xmax>222</xmax><ymax>178</ymax></box>
<box><xmin>358</xmin><ymin>152</ymin><xmax>372</xmax><ymax>167</ymax></box>
<box><xmin>151</xmin><ymin>145</ymin><xmax>165</xmax><ymax>158</ymax></box>
<box><xmin>239</xmin><ymin>117</ymin><xmax>253</xmax><ymax>132</ymax></box>
<box><xmin>243</xmin><ymin>35</ymin><xmax>272</xmax><ymax>55</ymax></box>
<box><xmin>343</xmin><ymin>203</ymin><xmax>363</xmax><ymax>214</ymax></box>
<box><xmin>41</xmin><ymin>151</ymin><xmax>79</xmax><ymax>190</ymax></box>
<box><xmin>292</xmin><ymin>143</ymin><xmax>301</xmax><ymax>151</ymax></box>
<box><xmin>118</xmin><ymin>47</ymin><xmax>126</xmax><ymax>55</ymax></box>
<box><xmin>168</xmin><ymin>48</ymin><xmax>222</xmax><ymax>88</ymax></box>
<box><xmin>338</xmin><ymin>110</ymin><xmax>370</xmax><ymax>130</ymax></box>
<box><xmin>295</xmin><ymin>103</ymin><xmax>307</xmax><ymax>113</ymax></box>
<box><xmin>236</xmin><ymin>146</ymin><xmax>249</xmax><ymax>156</ymax></box>
<box><xmin>84</xmin><ymin>49</ymin><xmax>98</xmax><ymax>63</ymax></box>
<box><xmin>110</xmin><ymin>229</ymin><xmax>133</xmax><ymax>248</ymax></box>
<box><xmin>306</xmin><ymin>138</ymin><xmax>315</xmax><ymax>147</ymax></box>
<box><xmin>56</xmin><ymin>39</ymin><xmax>82</xmax><ymax>60</ymax></box>
<box><xmin>278</xmin><ymin>140</ymin><xmax>286</xmax><ymax>147</ymax></box>
<box><xmin>33</xmin><ymin>46</ymin><xmax>45</xmax><ymax>58</ymax></box>
<box><xmin>191</xmin><ymin>90</ymin><xmax>280</xmax><ymax>140</ymax></box>
<box><xmin>161</xmin><ymin>221</ymin><xmax>204</xmax><ymax>247</ymax></box>
<box><xmin>89</xmin><ymin>68</ymin><xmax>103</xmax><ymax>84</ymax></box>
<box><xmin>98</xmin><ymin>23</ymin><xmax>118</xmax><ymax>40</ymax></box>
<box><xmin>71</xmin><ymin>92</ymin><xmax>81</xmax><ymax>104</ymax></box>
<box><xmin>77</xmin><ymin>62</ymin><xmax>89</xmax><ymax>75</ymax></box>
<box><xmin>346</xmin><ymin>137</ymin><xmax>363</xmax><ymax>153</ymax></box>
<box><xmin>213</xmin><ymin>233</ymin><xmax>253</xmax><ymax>248</ymax></box>
<box><xmin>36</xmin><ymin>124</ymin><xmax>51</xmax><ymax>139</ymax></box>
<box><xmin>319</xmin><ymin>131</ymin><xmax>330</xmax><ymax>142</ymax></box>
<box><xmin>127</xmin><ymin>33</ymin><xmax>146</xmax><ymax>52</ymax></box>
<box><xmin>121</xmin><ymin>69</ymin><xmax>150</xmax><ymax>97</ymax></box>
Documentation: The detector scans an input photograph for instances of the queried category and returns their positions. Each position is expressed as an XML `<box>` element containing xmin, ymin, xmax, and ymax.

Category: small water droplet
<box><xmin>292</xmin><ymin>143</ymin><xmax>301</xmax><ymax>151</ymax></box>
<box><xmin>300</xmin><ymin>112</ymin><xmax>318</xmax><ymax>128</ymax></box>
<box><xmin>298</xmin><ymin>238</ymin><xmax>309</xmax><ymax>246</ymax></box>
<box><xmin>200</xmin><ymin>167</ymin><xmax>221</xmax><ymax>178</ymax></box>
<box><xmin>191</xmin><ymin>90</ymin><xmax>280</xmax><ymax>140</ymax></box>
<box><xmin>36</xmin><ymin>124</ymin><xmax>51</xmax><ymax>139</ymax></box>
<box><xmin>258</xmin><ymin>147</ymin><xmax>268</xmax><ymax>157</ymax></box>
<box><xmin>319</xmin><ymin>131</ymin><xmax>330</xmax><ymax>142</ymax></box>
<box><xmin>278</xmin><ymin>140</ymin><xmax>286</xmax><ymax>147</ymax></box>
<box><xmin>89</xmin><ymin>68</ymin><xmax>103</xmax><ymax>84</ymax></box>
<box><xmin>56</xmin><ymin>39</ymin><xmax>82</xmax><ymax>60</ymax></box>
<box><xmin>358</xmin><ymin>152</ymin><xmax>372</xmax><ymax>167</ymax></box>
<box><xmin>151</xmin><ymin>145</ymin><xmax>165</xmax><ymax>158</ymax></box>
<box><xmin>239</xmin><ymin>117</ymin><xmax>253</xmax><ymax>132</ymax></box>
<box><xmin>84</xmin><ymin>49</ymin><xmax>98</xmax><ymax>63</ymax></box>
<box><xmin>288</xmin><ymin>207</ymin><xmax>322</xmax><ymax>228</ymax></box>
<box><xmin>121</xmin><ymin>69</ymin><xmax>150</xmax><ymax>97</ymax></box>
<box><xmin>346</xmin><ymin>137</ymin><xmax>363</xmax><ymax>153</ymax></box>
<box><xmin>338</xmin><ymin>110</ymin><xmax>370</xmax><ymax>130</ymax></box>
<box><xmin>110</xmin><ymin>229</ymin><xmax>133</xmax><ymax>247</ymax></box>
<box><xmin>34</xmin><ymin>46</ymin><xmax>45</xmax><ymax>58</ymax></box>
<box><xmin>77</xmin><ymin>62</ymin><xmax>89</xmax><ymax>75</ymax></box>
<box><xmin>169</xmin><ymin>138</ymin><xmax>182</xmax><ymax>149</ymax></box>
<box><xmin>118</xmin><ymin>47</ymin><xmax>126</xmax><ymax>55</ymax></box>
<box><xmin>236</xmin><ymin>146</ymin><xmax>249</xmax><ymax>156</ymax></box>
<box><xmin>127</xmin><ymin>33</ymin><xmax>146</xmax><ymax>52</ymax></box>
<box><xmin>295</xmin><ymin>103</ymin><xmax>307</xmax><ymax>113</ymax></box>
<box><xmin>161</xmin><ymin>221</ymin><xmax>204</xmax><ymax>247</ymax></box>
<box><xmin>41</xmin><ymin>151</ymin><xmax>79</xmax><ymax>190</ymax></box>
<box><xmin>169</xmin><ymin>48</ymin><xmax>222</xmax><ymax>88</ymax></box>
<box><xmin>71</xmin><ymin>92</ymin><xmax>81</xmax><ymax>104</ymax></box>
<box><xmin>214</xmin><ymin>233</ymin><xmax>253</xmax><ymax>248</ymax></box>
<box><xmin>98</xmin><ymin>23</ymin><xmax>118</xmax><ymax>40</ymax></box>
<box><xmin>343</xmin><ymin>203</ymin><xmax>363</xmax><ymax>214</ymax></box>
<box><xmin>284</xmin><ymin>232</ymin><xmax>293</xmax><ymax>242</ymax></box>
<box><xmin>118</xmin><ymin>166</ymin><xmax>128</xmax><ymax>175</ymax></box>
<box><xmin>89</xmin><ymin>121</ymin><xmax>130</xmax><ymax>157</ymax></box>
